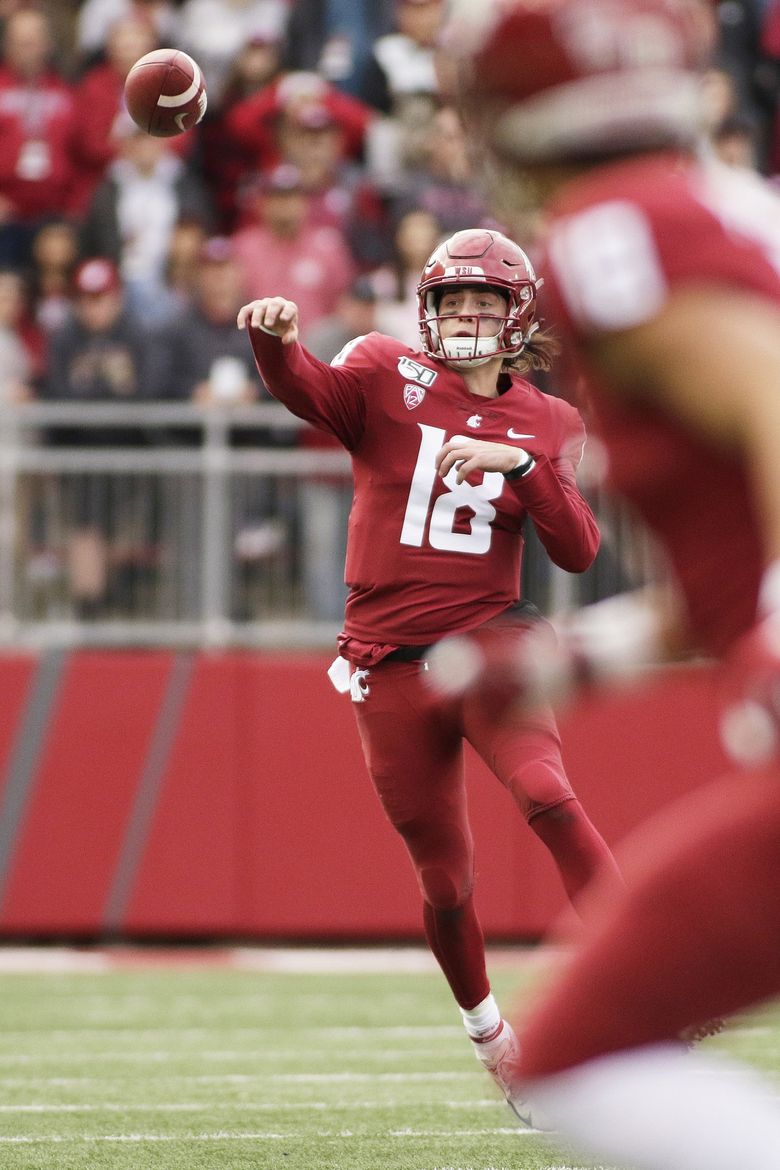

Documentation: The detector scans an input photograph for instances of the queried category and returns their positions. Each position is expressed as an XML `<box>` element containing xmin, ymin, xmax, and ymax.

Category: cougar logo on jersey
<box><xmin>466</xmin><ymin>414</ymin><xmax>483</xmax><ymax>428</ymax></box>
<box><xmin>349</xmin><ymin>668</ymin><xmax>370</xmax><ymax>702</ymax></box>
<box><xmin>404</xmin><ymin>384</ymin><xmax>426</xmax><ymax>410</ymax></box>
<box><xmin>397</xmin><ymin>356</ymin><xmax>438</xmax><ymax>387</ymax></box>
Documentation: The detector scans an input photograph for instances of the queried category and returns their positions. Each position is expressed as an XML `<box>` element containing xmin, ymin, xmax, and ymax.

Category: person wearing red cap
<box><xmin>237</xmin><ymin>225</ymin><xmax>624</xmax><ymax>1117</ymax></box>
<box><xmin>41</xmin><ymin>257</ymin><xmax>163</xmax><ymax>618</ymax></box>
<box><xmin>437</xmin><ymin>0</ymin><xmax>780</xmax><ymax>1161</ymax></box>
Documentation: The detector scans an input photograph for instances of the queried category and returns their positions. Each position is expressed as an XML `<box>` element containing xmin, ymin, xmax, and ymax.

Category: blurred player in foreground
<box><xmin>237</xmin><ymin>227</ymin><xmax>622</xmax><ymax>1117</ymax></box>
<box><xmin>434</xmin><ymin>0</ymin><xmax>780</xmax><ymax>1161</ymax></box>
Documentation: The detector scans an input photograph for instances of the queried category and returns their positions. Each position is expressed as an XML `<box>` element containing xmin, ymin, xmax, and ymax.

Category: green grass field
<box><xmin>0</xmin><ymin>949</ymin><xmax>778</xmax><ymax>1170</ymax></box>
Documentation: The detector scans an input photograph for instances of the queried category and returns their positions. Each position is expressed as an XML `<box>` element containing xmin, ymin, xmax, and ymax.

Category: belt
<box><xmin>383</xmin><ymin>643</ymin><xmax>434</xmax><ymax>662</ymax></box>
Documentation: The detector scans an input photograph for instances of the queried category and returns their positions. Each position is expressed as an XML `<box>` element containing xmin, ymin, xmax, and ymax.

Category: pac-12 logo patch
<box><xmin>397</xmin><ymin>355</ymin><xmax>438</xmax><ymax>386</ymax></box>
<box><xmin>404</xmin><ymin>384</ymin><xmax>426</xmax><ymax>409</ymax></box>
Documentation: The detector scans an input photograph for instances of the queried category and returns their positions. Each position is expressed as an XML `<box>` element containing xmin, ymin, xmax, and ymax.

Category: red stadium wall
<box><xmin>0</xmin><ymin>651</ymin><xmax>730</xmax><ymax>940</ymax></box>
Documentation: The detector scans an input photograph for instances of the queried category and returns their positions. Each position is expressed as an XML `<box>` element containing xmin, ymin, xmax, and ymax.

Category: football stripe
<box><xmin>157</xmin><ymin>60</ymin><xmax>202</xmax><ymax>108</ymax></box>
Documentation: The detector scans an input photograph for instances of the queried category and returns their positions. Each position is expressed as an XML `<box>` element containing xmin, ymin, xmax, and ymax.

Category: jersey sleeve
<box><xmin>248</xmin><ymin>327</ymin><xmax>370</xmax><ymax>450</ymax></box>
<box><xmin>508</xmin><ymin>400</ymin><xmax>600</xmax><ymax>573</ymax></box>
<box><xmin>545</xmin><ymin>198</ymin><xmax>669</xmax><ymax>336</ymax></box>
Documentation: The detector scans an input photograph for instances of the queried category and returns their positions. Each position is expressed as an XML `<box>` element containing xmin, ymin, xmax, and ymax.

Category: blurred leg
<box><xmin>517</xmin><ymin>767</ymin><xmax>780</xmax><ymax>1078</ymax></box>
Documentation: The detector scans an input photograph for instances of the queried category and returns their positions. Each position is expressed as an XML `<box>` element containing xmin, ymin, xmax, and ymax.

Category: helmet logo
<box><xmin>404</xmin><ymin>384</ymin><xmax>426</xmax><ymax>410</ymax></box>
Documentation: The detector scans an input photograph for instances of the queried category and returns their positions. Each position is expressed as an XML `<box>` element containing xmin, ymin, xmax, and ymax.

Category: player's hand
<box><xmin>720</xmin><ymin>614</ymin><xmax>780</xmax><ymax>766</ymax></box>
<box><xmin>436</xmin><ymin>437</ymin><xmax>530</xmax><ymax>484</ymax></box>
<box><xmin>237</xmin><ymin>297</ymin><xmax>299</xmax><ymax>345</ymax></box>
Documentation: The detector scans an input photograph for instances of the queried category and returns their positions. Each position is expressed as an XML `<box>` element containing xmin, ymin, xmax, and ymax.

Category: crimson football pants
<box><xmin>352</xmin><ymin>657</ymin><xmax>619</xmax><ymax>1009</ymax></box>
<box><xmin>517</xmin><ymin>765</ymin><xmax>780</xmax><ymax>1078</ymax></box>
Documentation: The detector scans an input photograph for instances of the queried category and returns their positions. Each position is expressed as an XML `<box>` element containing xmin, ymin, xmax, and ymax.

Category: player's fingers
<box><xmin>437</xmin><ymin>450</ymin><xmax>463</xmax><ymax>477</ymax></box>
<box><xmin>236</xmin><ymin>303</ymin><xmax>253</xmax><ymax>329</ymax></box>
<box><xmin>455</xmin><ymin>459</ymin><xmax>472</xmax><ymax>484</ymax></box>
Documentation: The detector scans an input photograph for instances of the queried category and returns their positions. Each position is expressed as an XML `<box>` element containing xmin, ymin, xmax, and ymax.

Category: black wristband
<box><xmin>503</xmin><ymin>455</ymin><xmax>536</xmax><ymax>481</ymax></box>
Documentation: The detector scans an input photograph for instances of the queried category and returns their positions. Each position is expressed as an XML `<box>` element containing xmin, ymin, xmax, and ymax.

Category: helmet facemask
<box><xmin>417</xmin><ymin>229</ymin><xmax>541</xmax><ymax>368</ymax></box>
<box><xmin>420</xmin><ymin>281</ymin><xmax>538</xmax><ymax>368</ymax></box>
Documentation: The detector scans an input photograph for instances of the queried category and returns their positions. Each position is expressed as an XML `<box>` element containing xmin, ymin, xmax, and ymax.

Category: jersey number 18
<box><xmin>400</xmin><ymin>424</ymin><xmax>505</xmax><ymax>554</ymax></box>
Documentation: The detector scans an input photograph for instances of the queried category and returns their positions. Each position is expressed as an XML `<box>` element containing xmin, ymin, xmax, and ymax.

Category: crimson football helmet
<box><xmin>444</xmin><ymin>0</ymin><xmax>715</xmax><ymax>162</ymax></box>
<box><xmin>417</xmin><ymin>229</ymin><xmax>540</xmax><ymax>367</ymax></box>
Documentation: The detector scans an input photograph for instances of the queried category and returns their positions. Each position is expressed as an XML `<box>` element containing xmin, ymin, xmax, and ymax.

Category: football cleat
<box><xmin>472</xmin><ymin>1019</ymin><xmax>547</xmax><ymax>1129</ymax></box>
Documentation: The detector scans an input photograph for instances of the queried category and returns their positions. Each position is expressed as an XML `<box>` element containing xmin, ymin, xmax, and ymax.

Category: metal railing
<box><xmin>0</xmin><ymin>403</ymin><xmax>659</xmax><ymax>648</ymax></box>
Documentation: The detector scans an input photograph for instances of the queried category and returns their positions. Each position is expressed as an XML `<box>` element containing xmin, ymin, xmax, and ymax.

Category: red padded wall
<box><xmin>0</xmin><ymin>652</ymin><xmax>731</xmax><ymax>939</ymax></box>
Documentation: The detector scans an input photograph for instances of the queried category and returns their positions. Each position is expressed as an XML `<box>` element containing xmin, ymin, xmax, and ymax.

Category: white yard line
<box><xmin>0</xmin><ymin>1099</ymin><xmax>501</xmax><ymax>1112</ymax></box>
<box><xmin>0</xmin><ymin>1127</ymin><xmax>541</xmax><ymax>1143</ymax></box>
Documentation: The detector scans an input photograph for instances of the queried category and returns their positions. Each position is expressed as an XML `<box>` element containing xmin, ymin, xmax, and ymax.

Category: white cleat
<box><xmin>471</xmin><ymin>1019</ymin><xmax>547</xmax><ymax>1129</ymax></box>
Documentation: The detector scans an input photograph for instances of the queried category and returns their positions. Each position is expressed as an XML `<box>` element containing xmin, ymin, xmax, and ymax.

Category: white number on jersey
<box><xmin>400</xmin><ymin>423</ymin><xmax>506</xmax><ymax>554</ymax></box>
<box><xmin>547</xmin><ymin>200</ymin><xmax>668</xmax><ymax>331</ymax></box>
<box><xmin>331</xmin><ymin>334</ymin><xmax>369</xmax><ymax>367</ymax></box>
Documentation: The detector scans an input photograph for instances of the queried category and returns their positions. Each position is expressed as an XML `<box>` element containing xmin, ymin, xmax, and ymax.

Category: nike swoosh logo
<box><xmin>507</xmin><ymin>429</ymin><xmax>535</xmax><ymax>440</ymax></box>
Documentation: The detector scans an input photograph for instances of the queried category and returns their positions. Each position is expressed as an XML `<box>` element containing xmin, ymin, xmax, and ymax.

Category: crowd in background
<box><xmin>1</xmin><ymin>0</ymin><xmax>779</xmax><ymax>621</ymax></box>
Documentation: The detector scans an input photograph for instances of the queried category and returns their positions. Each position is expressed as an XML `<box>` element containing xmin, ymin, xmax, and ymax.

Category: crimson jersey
<box><xmin>249</xmin><ymin>329</ymin><xmax>598</xmax><ymax>651</ymax></box>
<box><xmin>541</xmin><ymin>152</ymin><xmax>780</xmax><ymax>656</ymax></box>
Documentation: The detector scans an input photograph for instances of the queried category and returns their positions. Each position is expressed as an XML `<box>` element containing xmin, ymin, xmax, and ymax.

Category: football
<box><xmin>124</xmin><ymin>49</ymin><xmax>207</xmax><ymax>138</ymax></box>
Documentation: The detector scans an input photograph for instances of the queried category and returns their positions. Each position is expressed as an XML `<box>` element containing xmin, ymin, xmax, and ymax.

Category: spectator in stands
<box><xmin>360</xmin><ymin>0</ymin><xmax>445</xmax><ymax>195</ymax></box>
<box><xmin>273</xmin><ymin>100</ymin><xmax>388</xmax><ymax>268</ymax></box>
<box><xmin>282</xmin><ymin>0</ymin><xmax>394</xmax><ymax>98</ymax></box>
<box><xmin>151</xmin><ymin>232</ymin><xmax>288</xmax><ymax>600</ymax></box>
<box><xmin>304</xmin><ymin>274</ymin><xmax>377</xmax><ymax>362</ymax></box>
<box><xmin>225</xmin><ymin>70</ymin><xmax>375</xmax><ymax>199</ymax></box>
<box><xmin>27</xmin><ymin>218</ymin><xmax>79</xmax><ymax>337</ymax></box>
<box><xmin>0</xmin><ymin>7</ymin><xmax>79</xmax><ymax>268</ymax></box>
<box><xmin>360</xmin><ymin>0</ymin><xmax>443</xmax><ymax>114</ymax></box>
<box><xmin>371</xmin><ymin>208</ymin><xmax>442</xmax><ymax>347</ymax></box>
<box><xmin>177</xmin><ymin>0</ymin><xmax>289</xmax><ymax>108</ymax></box>
<box><xmin>200</xmin><ymin>27</ymin><xmax>286</xmax><ymax>231</ymax></box>
<box><xmin>388</xmin><ymin>105</ymin><xmax>487</xmax><ymax>235</ymax></box>
<box><xmin>155</xmin><ymin>216</ymin><xmax>208</xmax><ymax>326</ymax></box>
<box><xmin>231</xmin><ymin>162</ymin><xmax>355</xmax><ymax>338</ymax></box>
<box><xmin>80</xmin><ymin>114</ymin><xmax>213</xmax><ymax>328</ymax></box>
<box><xmin>152</xmin><ymin>235</ymin><xmax>260</xmax><ymax>405</ymax></box>
<box><xmin>75</xmin><ymin>0</ymin><xmax>180</xmax><ymax>67</ymax></box>
<box><xmin>0</xmin><ymin>267</ymin><xmax>38</xmax><ymax>402</ymax></box>
<box><xmin>42</xmin><ymin>257</ymin><xmax>161</xmax><ymax>619</ymax></box>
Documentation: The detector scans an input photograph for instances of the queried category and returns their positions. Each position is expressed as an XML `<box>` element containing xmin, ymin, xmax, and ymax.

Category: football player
<box><xmin>237</xmin><ymin>227</ymin><xmax>622</xmax><ymax>1118</ymax></box>
<box><xmin>439</xmin><ymin>0</ymin><xmax>780</xmax><ymax>1163</ymax></box>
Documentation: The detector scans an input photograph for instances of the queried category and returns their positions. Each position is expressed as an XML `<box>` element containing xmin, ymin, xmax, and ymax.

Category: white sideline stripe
<box><xmin>233</xmin><ymin>947</ymin><xmax>441</xmax><ymax>973</ymax></box>
<box><xmin>0</xmin><ymin>948</ymin><xmax>110</xmax><ymax>972</ymax></box>
<box><xmin>0</xmin><ymin>1127</ymin><xmax>537</xmax><ymax>1143</ymax></box>
<box><xmin>0</xmin><ymin>944</ymin><xmax>546</xmax><ymax>973</ymax></box>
